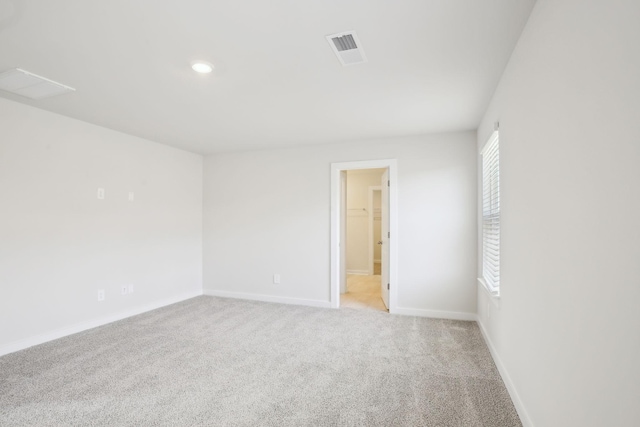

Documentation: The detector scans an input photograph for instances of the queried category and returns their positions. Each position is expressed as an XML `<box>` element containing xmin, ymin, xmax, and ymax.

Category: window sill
<box><xmin>477</xmin><ymin>278</ymin><xmax>501</xmax><ymax>307</ymax></box>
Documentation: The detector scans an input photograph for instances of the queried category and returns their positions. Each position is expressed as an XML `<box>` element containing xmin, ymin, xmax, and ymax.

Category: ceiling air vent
<box><xmin>0</xmin><ymin>68</ymin><xmax>75</xmax><ymax>99</ymax></box>
<box><xmin>326</xmin><ymin>31</ymin><xmax>367</xmax><ymax>66</ymax></box>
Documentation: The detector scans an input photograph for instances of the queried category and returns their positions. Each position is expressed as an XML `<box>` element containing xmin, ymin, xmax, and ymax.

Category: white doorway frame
<box><xmin>330</xmin><ymin>159</ymin><xmax>398</xmax><ymax>313</ymax></box>
<box><xmin>368</xmin><ymin>186</ymin><xmax>382</xmax><ymax>276</ymax></box>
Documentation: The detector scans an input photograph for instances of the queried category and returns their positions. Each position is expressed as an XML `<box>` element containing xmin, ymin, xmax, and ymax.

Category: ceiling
<box><xmin>0</xmin><ymin>0</ymin><xmax>535</xmax><ymax>154</ymax></box>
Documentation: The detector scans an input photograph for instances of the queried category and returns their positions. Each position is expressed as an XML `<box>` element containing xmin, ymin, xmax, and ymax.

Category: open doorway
<box><xmin>341</xmin><ymin>169</ymin><xmax>386</xmax><ymax>312</ymax></box>
<box><xmin>330</xmin><ymin>159</ymin><xmax>397</xmax><ymax>313</ymax></box>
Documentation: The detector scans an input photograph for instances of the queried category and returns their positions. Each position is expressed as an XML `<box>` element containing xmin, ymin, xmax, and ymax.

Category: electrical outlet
<box><xmin>128</xmin><ymin>192</ymin><xmax>134</xmax><ymax>201</ymax></box>
<box><xmin>97</xmin><ymin>290</ymin><xmax>105</xmax><ymax>301</ymax></box>
<box><xmin>121</xmin><ymin>285</ymin><xmax>128</xmax><ymax>295</ymax></box>
<box><xmin>273</xmin><ymin>274</ymin><xmax>281</xmax><ymax>284</ymax></box>
<box><xmin>128</xmin><ymin>284</ymin><xmax>134</xmax><ymax>293</ymax></box>
<box><xmin>97</xmin><ymin>188</ymin><xmax>105</xmax><ymax>200</ymax></box>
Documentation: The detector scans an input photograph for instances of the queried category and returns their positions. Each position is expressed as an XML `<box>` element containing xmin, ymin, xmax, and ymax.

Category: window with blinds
<box><xmin>481</xmin><ymin>131</ymin><xmax>500</xmax><ymax>294</ymax></box>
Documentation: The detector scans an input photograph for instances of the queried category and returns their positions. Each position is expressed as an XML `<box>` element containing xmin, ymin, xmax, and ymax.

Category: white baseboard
<box><xmin>203</xmin><ymin>289</ymin><xmax>331</xmax><ymax>309</ymax></box>
<box><xmin>346</xmin><ymin>269</ymin><xmax>370</xmax><ymax>275</ymax></box>
<box><xmin>0</xmin><ymin>290</ymin><xmax>202</xmax><ymax>357</ymax></box>
<box><xmin>476</xmin><ymin>317</ymin><xmax>534</xmax><ymax>427</ymax></box>
<box><xmin>392</xmin><ymin>307</ymin><xmax>477</xmax><ymax>321</ymax></box>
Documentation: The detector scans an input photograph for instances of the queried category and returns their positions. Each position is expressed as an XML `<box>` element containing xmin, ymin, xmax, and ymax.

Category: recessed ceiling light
<box><xmin>191</xmin><ymin>61</ymin><xmax>213</xmax><ymax>74</ymax></box>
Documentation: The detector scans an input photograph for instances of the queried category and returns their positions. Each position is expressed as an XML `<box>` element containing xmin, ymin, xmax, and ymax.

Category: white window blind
<box><xmin>482</xmin><ymin>131</ymin><xmax>500</xmax><ymax>293</ymax></box>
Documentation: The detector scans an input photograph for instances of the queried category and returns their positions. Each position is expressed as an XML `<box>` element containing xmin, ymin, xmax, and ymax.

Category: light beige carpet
<box><xmin>0</xmin><ymin>296</ymin><xmax>521</xmax><ymax>426</ymax></box>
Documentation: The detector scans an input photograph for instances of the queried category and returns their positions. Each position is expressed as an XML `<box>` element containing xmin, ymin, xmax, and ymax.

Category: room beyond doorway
<box><xmin>341</xmin><ymin>274</ymin><xmax>387</xmax><ymax>312</ymax></box>
<box><xmin>330</xmin><ymin>159</ymin><xmax>398</xmax><ymax>312</ymax></box>
<box><xmin>345</xmin><ymin>169</ymin><xmax>385</xmax><ymax>275</ymax></box>
<box><xmin>342</xmin><ymin>168</ymin><xmax>387</xmax><ymax>312</ymax></box>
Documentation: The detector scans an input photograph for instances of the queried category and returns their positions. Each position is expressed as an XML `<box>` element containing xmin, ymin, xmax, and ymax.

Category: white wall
<box><xmin>476</xmin><ymin>0</ymin><xmax>640</xmax><ymax>426</ymax></box>
<box><xmin>203</xmin><ymin>132</ymin><xmax>477</xmax><ymax>317</ymax></box>
<box><xmin>0</xmin><ymin>98</ymin><xmax>203</xmax><ymax>354</ymax></box>
<box><xmin>346</xmin><ymin>169</ymin><xmax>384</xmax><ymax>274</ymax></box>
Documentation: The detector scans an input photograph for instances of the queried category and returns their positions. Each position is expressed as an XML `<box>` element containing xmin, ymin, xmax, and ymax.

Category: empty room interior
<box><xmin>0</xmin><ymin>1</ymin><xmax>638</xmax><ymax>426</ymax></box>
